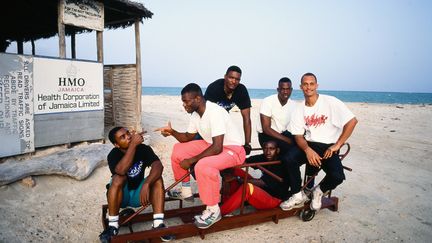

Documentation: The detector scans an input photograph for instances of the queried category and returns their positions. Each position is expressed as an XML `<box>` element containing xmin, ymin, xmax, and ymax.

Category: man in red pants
<box><xmin>221</xmin><ymin>140</ymin><xmax>291</xmax><ymax>215</ymax></box>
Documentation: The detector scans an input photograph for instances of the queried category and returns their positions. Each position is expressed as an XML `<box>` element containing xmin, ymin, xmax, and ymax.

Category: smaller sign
<box><xmin>62</xmin><ymin>0</ymin><xmax>104</xmax><ymax>31</ymax></box>
<box><xmin>0</xmin><ymin>54</ymin><xmax>35</xmax><ymax>157</ymax></box>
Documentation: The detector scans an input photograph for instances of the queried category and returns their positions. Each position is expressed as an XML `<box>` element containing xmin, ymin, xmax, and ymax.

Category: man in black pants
<box><xmin>280</xmin><ymin>73</ymin><xmax>358</xmax><ymax>211</ymax></box>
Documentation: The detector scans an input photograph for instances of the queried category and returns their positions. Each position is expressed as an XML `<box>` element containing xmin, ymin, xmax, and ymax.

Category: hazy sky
<box><xmin>7</xmin><ymin>0</ymin><xmax>432</xmax><ymax>92</ymax></box>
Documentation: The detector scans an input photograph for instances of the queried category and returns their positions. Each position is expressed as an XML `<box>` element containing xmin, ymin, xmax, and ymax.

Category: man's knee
<box><xmin>171</xmin><ymin>143</ymin><xmax>183</xmax><ymax>161</ymax></box>
<box><xmin>111</xmin><ymin>174</ymin><xmax>127</xmax><ymax>188</ymax></box>
<box><xmin>195</xmin><ymin>161</ymin><xmax>218</xmax><ymax>179</ymax></box>
<box><xmin>331</xmin><ymin>171</ymin><xmax>345</xmax><ymax>184</ymax></box>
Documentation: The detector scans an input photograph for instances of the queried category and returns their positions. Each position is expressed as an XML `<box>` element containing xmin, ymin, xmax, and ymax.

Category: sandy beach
<box><xmin>1</xmin><ymin>95</ymin><xmax>432</xmax><ymax>242</ymax></box>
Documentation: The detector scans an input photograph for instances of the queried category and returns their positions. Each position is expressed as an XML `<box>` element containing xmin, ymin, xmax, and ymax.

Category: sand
<box><xmin>0</xmin><ymin>95</ymin><xmax>431</xmax><ymax>242</ymax></box>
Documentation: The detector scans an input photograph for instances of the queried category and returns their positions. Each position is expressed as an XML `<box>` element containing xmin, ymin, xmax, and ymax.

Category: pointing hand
<box><xmin>154</xmin><ymin>121</ymin><xmax>173</xmax><ymax>137</ymax></box>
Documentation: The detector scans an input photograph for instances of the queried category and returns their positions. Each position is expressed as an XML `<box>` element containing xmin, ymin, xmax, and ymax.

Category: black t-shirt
<box><xmin>204</xmin><ymin>79</ymin><xmax>252</xmax><ymax>111</ymax></box>
<box><xmin>245</xmin><ymin>154</ymin><xmax>291</xmax><ymax>200</ymax></box>
<box><xmin>107</xmin><ymin>144</ymin><xmax>159</xmax><ymax>190</ymax></box>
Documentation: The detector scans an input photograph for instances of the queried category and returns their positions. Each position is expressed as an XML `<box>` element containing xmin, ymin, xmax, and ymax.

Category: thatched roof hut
<box><xmin>0</xmin><ymin>0</ymin><xmax>153</xmax><ymax>52</ymax></box>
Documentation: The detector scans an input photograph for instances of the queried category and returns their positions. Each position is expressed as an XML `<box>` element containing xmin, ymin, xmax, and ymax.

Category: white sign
<box><xmin>62</xmin><ymin>0</ymin><xmax>104</xmax><ymax>31</ymax></box>
<box><xmin>33</xmin><ymin>58</ymin><xmax>103</xmax><ymax>115</ymax></box>
<box><xmin>0</xmin><ymin>53</ymin><xmax>35</xmax><ymax>157</ymax></box>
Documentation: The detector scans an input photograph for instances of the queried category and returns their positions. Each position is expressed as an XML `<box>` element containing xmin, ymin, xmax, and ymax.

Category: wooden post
<box><xmin>134</xmin><ymin>19</ymin><xmax>142</xmax><ymax>131</ymax></box>
<box><xmin>31</xmin><ymin>39</ymin><xmax>35</xmax><ymax>55</ymax></box>
<box><xmin>17</xmin><ymin>39</ymin><xmax>23</xmax><ymax>54</ymax></box>
<box><xmin>71</xmin><ymin>32</ymin><xmax>76</xmax><ymax>59</ymax></box>
<box><xmin>58</xmin><ymin>0</ymin><xmax>66</xmax><ymax>58</ymax></box>
<box><xmin>97</xmin><ymin>31</ymin><xmax>103</xmax><ymax>62</ymax></box>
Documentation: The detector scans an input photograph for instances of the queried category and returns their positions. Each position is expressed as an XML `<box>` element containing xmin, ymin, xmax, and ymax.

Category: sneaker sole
<box><xmin>160</xmin><ymin>235</ymin><xmax>175</xmax><ymax>242</ymax></box>
<box><xmin>280</xmin><ymin>201</ymin><xmax>306</xmax><ymax>211</ymax></box>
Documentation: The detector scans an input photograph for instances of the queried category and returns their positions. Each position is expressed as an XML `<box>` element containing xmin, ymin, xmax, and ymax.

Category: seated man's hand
<box><xmin>305</xmin><ymin>147</ymin><xmax>322</xmax><ymax>167</ymax></box>
<box><xmin>180</xmin><ymin>158</ymin><xmax>195</xmax><ymax>170</ymax></box>
<box><xmin>139</xmin><ymin>183</ymin><xmax>151</xmax><ymax>206</ymax></box>
<box><xmin>323</xmin><ymin>144</ymin><xmax>340</xmax><ymax>159</ymax></box>
<box><xmin>130</xmin><ymin>131</ymin><xmax>144</xmax><ymax>146</ymax></box>
<box><xmin>154</xmin><ymin>121</ymin><xmax>173</xmax><ymax>137</ymax></box>
<box><xmin>243</xmin><ymin>144</ymin><xmax>252</xmax><ymax>155</ymax></box>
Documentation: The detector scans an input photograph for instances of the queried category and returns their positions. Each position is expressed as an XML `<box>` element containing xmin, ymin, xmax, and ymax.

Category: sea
<box><xmin>142</xmin><ymin>87</ymin><xmax>432</xmax><ymax>105</ymax></box>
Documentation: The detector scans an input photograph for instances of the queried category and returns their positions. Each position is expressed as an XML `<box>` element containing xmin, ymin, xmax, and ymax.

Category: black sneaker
<box><xmin>99</xmin><ymin>226</ymin><xmax>118</xmax><ymax>243</ymax></box>
<box><xmin>152</xmin><ymin>223</ymin><xmax>175</xmax><ymax>242</ymax></box>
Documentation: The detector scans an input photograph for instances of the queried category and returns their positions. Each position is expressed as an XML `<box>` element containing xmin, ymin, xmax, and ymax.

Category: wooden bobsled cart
<box><xmin>101</xmin><ymin>144</ymin><xmax>351</xmax><ymax>242</ymax></box>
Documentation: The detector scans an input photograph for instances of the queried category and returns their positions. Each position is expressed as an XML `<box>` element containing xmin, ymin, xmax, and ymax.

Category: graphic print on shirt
<box><xmin>216</xmin><ymin>101</ymin><xmax>236</xmax><ymax>111</ymax></box>
<box><xmin>127</xmin><ymin>161</ymin><xmax>144</xmax><ymax>178</ymax></box>
<box><xmin>305</xmin><ymin>114</ymin><xmax>328</xmax><ymax>128</ymax></box>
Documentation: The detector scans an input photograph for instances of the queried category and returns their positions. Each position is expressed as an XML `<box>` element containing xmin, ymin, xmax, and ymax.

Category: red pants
<box><xmin>171</xmin><ymin>140</ymin><xmax>245</xmax><ymax>206</ymax></box>
<box><xmin>220</xmin><ymin>168</ymin><xmax>282</xmax><ymax>215</ymax></box>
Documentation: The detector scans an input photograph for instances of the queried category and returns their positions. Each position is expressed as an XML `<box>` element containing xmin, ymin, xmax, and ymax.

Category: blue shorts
<box><xmin>108</xmin><ymin>178</ymin><xmax>146</xmax><ymax>208</ymax></box>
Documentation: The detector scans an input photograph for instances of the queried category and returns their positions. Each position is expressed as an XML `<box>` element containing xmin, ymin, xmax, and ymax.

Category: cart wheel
<box><xmin>300</xmin><ymin>208</ymin><xmax>315</xmax><ymax>222</ymax></box>
<box><xmin>119</xmin><ymin>208</ymin><xmax>135</xmax><ymax>217</ymax></box>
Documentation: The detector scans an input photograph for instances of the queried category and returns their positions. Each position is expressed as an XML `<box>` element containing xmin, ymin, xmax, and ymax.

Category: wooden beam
<box><xmin>17</xmin><ymin>39</ymin><xmax>23</xmax><ymax>54</ymax></box>
<box><xmin>71</xmin><ymin>33</ymin><xmax>76</xmax><ymax>59</ymax></box>
<box><xmin>97</xmin><ymin>31</ymin><xmax>103</xmax><ymax>62</ymax></box>
<box><xmin>58</xmin><ymin>0</ymin><xmax>66</xmax><ymax>58</ymax></box>
<box><xmin>105</xmin><ymin>18</ymin><xmax>136</xmax><ymax>26</ymax></box>
<box><xmin>134</xmin><ymin>19</ymin><xmax>142</xmax><ymax>131</ymax></box>
<box><xmin>31</xmin><ymin>39</ymin><xmax>35</xmax><ymax>55</ymax></box>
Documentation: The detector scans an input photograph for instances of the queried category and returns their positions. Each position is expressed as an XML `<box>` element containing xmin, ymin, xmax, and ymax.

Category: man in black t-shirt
<box><xmin>99</xmin><ymin>127</ymin><xmax>173</xmax><ymax>242</ymax></box>
<box><xmin>204</xmin><ymin>65</ymin><xmax>252</xmax><ymax>154</ymax></box>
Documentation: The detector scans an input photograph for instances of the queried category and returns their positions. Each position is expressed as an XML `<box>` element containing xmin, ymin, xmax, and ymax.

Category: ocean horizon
<box><xmin>142</xmin><ymin>86</ymin><xmax>432</xmax><ymax>105</ymax></box>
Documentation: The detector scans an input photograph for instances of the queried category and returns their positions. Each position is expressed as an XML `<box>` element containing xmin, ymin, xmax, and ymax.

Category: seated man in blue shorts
<box><xmin>99</xmin><ymin>127</ymin><xmax>173</xmax><ymax>242</ymax></box>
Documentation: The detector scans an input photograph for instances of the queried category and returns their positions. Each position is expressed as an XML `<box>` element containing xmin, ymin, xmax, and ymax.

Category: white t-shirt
<box><xmin>290</xmin><ymin>94</ymin><xmax>355</xmax><ymax>144</ymax></box>
<box><xmin>256</xmin><ymin>94</ymin><xmax>297</xmax><ymax>133</ymax></box>
<box><xmin>187</xmin><ymin>101</ymin><xmax>243</xmax><ymax>146</ymax></box>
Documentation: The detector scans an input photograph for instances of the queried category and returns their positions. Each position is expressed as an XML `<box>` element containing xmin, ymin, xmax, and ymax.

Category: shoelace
<box><xmin>200</xmin><ymin>209</ymin><xmax>213</xmax><ymax>220</ymax></box>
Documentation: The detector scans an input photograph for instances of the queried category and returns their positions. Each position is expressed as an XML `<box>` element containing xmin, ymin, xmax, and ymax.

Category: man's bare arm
<box><xmin>115</xmin><ymin>132</ymin><xmax>143</xmax><ymax>175</ymax></box>
<box><xmin>155</xmin><ymin>121</ymin><xmax>196</xmax><ymax>142</ymax></box>
<box><xmin>241</xmin><ymin>107</ymin><xmax>252</xmax><ymax>146</ymax></box>
<box><xmin>260</xmin><ymin>114</ymin><xmax>293</xmax><ymax>144</ymax></box>
<box><xmin>179</xmin><ymin>134</ymin><xmax>224</xmax><ymax>169</ymax></box>
<box><xmin>323</xmin><ymin>117</ymin><xmax>358</xmax><ymax>159</ymax></box>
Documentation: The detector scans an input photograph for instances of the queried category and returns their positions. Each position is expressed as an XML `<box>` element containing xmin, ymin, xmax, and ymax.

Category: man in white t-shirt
<box><xmin>280</xmin><ymin>73</ymin><xmax>358</xmax><ymax>211</ymax></box>
<box><xmin>155</xmin><ymin>83</ymin><xmax>246</xmax><ymax>229</ymax></box>
<box><xmin>257</xmin><ymin>77</ymin><xmax>297</xmax><ymax>154</ymax></box>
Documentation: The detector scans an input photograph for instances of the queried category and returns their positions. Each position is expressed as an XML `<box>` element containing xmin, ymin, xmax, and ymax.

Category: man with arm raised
<box><xmin>156</xmin><ymin>83</ymin><xmax>246</xmax><ymax>229</ymax></box>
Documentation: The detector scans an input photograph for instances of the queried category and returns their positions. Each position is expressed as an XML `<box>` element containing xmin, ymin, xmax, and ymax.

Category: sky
<box><xmin>6</xmin><ymin>0</ymin><xmax>432</xmax><ymax>93</ymax></box>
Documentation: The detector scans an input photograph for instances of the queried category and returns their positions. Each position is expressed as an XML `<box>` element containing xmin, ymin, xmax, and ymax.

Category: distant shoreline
<box><xmin>141</xmin><ymin>87</ymin><xmax>432</xmax><ymax>104</ymax></box>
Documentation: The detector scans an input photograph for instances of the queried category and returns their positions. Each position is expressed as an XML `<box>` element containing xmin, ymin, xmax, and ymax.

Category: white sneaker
<box><xmin>194</xmin><ymin>209</ymin><xmax>221</xmax><ymax>229</ymax></box>
<box><xmin>310</xmin><ymin>186</ymin><xmax>324</xmax><ymax>211</ymax></box>
<box><xmin>280</xmin><ymin>191</ymin><xmax>308</xmax><ymax>211</ymax></box>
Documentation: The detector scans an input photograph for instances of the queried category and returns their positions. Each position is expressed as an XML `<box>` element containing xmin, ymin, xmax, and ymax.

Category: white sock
<box><xmin>108</xmin><ymin>215</ymin><xmax>119</xmax><ymax>228</ymax></box>
<box><xmin>153</xmin><ymin>213</ymin><xmax>164</xmax><ymax>227</ymax></box>
<box><xmin>315</xmin><ymin>186</ymin><xmax>323</xmax><ymax>194</ymax></box>
<box><xmin>207</xmin><ymin>204</ymin><xmax>220</xmax><ymax>214</ymax></box>
<box><xmin>181</xmin><ymin>185</ymin><xmax>192</xmax><ymax>197</ymax></box>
